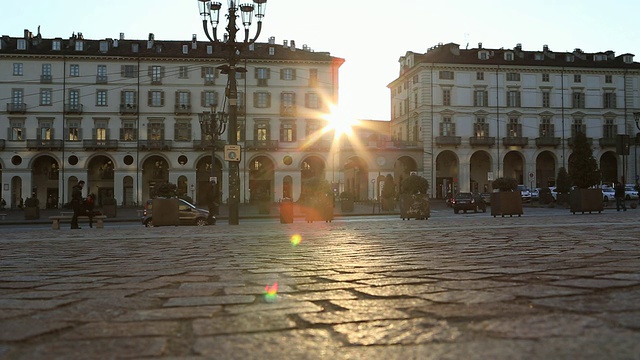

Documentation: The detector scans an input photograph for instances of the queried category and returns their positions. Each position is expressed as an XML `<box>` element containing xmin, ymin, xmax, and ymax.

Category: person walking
<box><xmin>70</xmin><ymin>180</ymin><xmax>85</xmax><ymax>229</ymax></box>
<box><xmin>614</xmin><ymin>181</ymin><xmax>627</xmax><ymax>212</ymax></box>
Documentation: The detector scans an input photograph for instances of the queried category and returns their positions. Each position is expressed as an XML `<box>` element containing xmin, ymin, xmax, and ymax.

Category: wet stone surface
<box><xmin>1</xmin><ymin>211</ymin><xmax>640</xmax><ymax>359</ymax></box>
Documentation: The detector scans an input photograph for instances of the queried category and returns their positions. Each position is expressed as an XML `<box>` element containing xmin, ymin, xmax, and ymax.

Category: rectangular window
<box><xmin>256</xmin><ymin>67</ymin><xmax>270</xmax><ymax>86</ymax></box>
<box><xmin>572</xmin><ymin>92</ymin><xmax>585</xmax><ymax>108</ymax></box>
<box><xmin>122</xmin><ymin>65</ymin><xmax>137</xmax><ymax>78</ymax></box>
<box><xmin>100</xmin><ymin>41</ymin><xmax>109</xmax><ymax>52</ymax></box>
<box><xmin>256</xmin><ymin>122</ymin><xmax>269</xmax><ymax>141</ymax></box>
<box><xmin>41</xmin><ymin>63</ymin><xmax>52</xmax><ymax>82</ymax></box>
<box><xmin>476</xmin><ymin>72</ymin><xmax>484</xmax><ymax>80</ymax></box>
<box><xmin>148</xmin><ymin>122</ymin><xmax>164</xmax><ymax>141</ymax></box>
<box><xmin>306</xmin><ymin>93</ymin><xmax>319</xmax><ymax>109</ymax></box>
<box><xmin>202</xmin><ymin>67</ymin><xmax>215</xmax><ymax>84</ymax></box>
<box><xmin>255</xmin><ymin>92</ymin><xmax>270</xmax><ymax>108</ymax></box>
<box><xmin>149</xmin><ymin>90</ymin><xmax>164</xmax><ymax>107</ymax></box>
<box><xmin>605</xmin><ymin>75</ymin><xmax>612</xmax><ymax>84</ymax></box>
<box><xmin>52</xmin><ymin>40</ymin><xmax>61</xmax><ymax>51</ymax></box>
<box><xmin>122</xmin><ymin>90</ymin><xmax>136</xmax><ymax>107</ymax></box>
<box><xmin>603</xmin><ymin>119</ymin><xmax>616</xmax><ymax>139</ymax></box>
<box><xmin>177</xmin><ymin>92</ymin><xmax>190</xmax><ymax>108</ymax></box>
<box><xmin>280</xmin><ymin>122</ymin><xmax>295</xmax><ymax>142</ymax></box>
<box><xmin>309</xmin><ymin>68</ymin><xmax>318</xmax><ymax>86</ymax></box>
<box><xmin>174</xmin><ymin>120</ymin><xmax>192</xmax><ymax>141</ymax></box>
<box><xmin>69</xmin><ymin>89</ymin><xmax>80</xmax><ymax>106</ymax></box>
<box><xmin>442</xmin><ymin>89</ymin><xmax>451</xmax><ymax>106</ymax></box>
<box><xmin>70</xmin><ymin>64</ymin><xmax>79</xmax><ymax>77</ymax></box>
<box><xmin>474</xmin><ymin>117</ymin><xmax>488</xmax><ymax>137</ymax></box>
<box><xmin>75</xmin><ymin>40</ymin><xmax>84</xmax><ymax>51</ymax></box>
<box><xmin>542</xmin><ymin>91</ymin><xmax>550</xmax><ymax>108</ymax></box>
<box><xmin>281</xmin><ymin>92</ymin><xmax>296</xmax><ymax>115</ymax></box>
<box><xmin>11</xmin><ymin>120</ymin><xmax>24</xmax><ymax>141</ymax></box>
<box><xmin>12</xmin><ymin>89</ymin><xmax>24</xmax><ymax>105</ymax></box>
<box><xmin>439</xmin><ymin>117</ymin><xmax>455</xmax><ymax>136</ymax></box>
<box><xmin>94</xmin><ymin>120</ymin><xmax>108</xmax><ymax>141</ymax></box>
<box><xmin>506</xmin><ymin>72</ymin><xmax>520</xmax><ymax>81</ymax></box>
<box><xmin>96</xmin><ymin>90</ymin><xmax>108</xmax><ymax>106</ymax></box>
<box><xmin>40</xmin><ymin>89</ymin><xmax>52</xmax><ymax>106</ymax></box>
<box><xmin>571</xmin><ymin>120</ymin><xmax>585</xmax><ymax>137</ymax></box>
<box><xmin>507</xmin><ymin>90</ymin><xmax>521</xmax><ymax>107</ymax></box>
<box><xmin>97</xmin><ymin>65</ymin><xmax>107</xmax><ymax>83</ymax></box>
<box><xmin>540</xmin><ymin>117</ymin><xmax>554</xmax><ymax>137</ymax></box>
<box><xmin>150</xmin><ymin>65</ymin><xmax>163</xmax><ymax>83</ymax></box>
<box><xmin>68</xmin><ymin>120</ymin><xmax>80</xmax><ymax>141</ymax></box>
<box><xmin>39</xmin><ymin>120</ymin><xmax>52</xmax><ymax>140</ymax></box>
<box><xmin>121</xmin><ymin>121</ymin><xmax>137</xmax><ymax>141</ymax></box>
<box><xmin>281</xmin><ymin>68</ymin><xmax>296</xmax><ymax>80</ymax></box>
<box><xmin>179</xmin><ymin>66</ymin><xmax>189</xmax><ymax>79</ymax></box>
<box><xmin>603</xmin><ymin>92</ymin><xmax>617</xmax><ymax>109</ymax></box>
<box><xmin>13</xmin><ymin>63</ymin><xmax>23</xmax><ymax>76</ymax></box>
<box><xmin>542</xmin><ymin>73</ymin><xmax>550</xmax><ymax>82</ymax></box>
<box><xmin>473</xmin><ymin>90</ymin><xmax>488</xmax><ymax>107</ymax></box>
<box><xmin>17</xmin><ymin>39</ymin><xmax>26</xmax><ymax>50</ymax></box>
<box><xmin>574</xmin><ymin>74</ymin><xmax>581</xmax><ymax>83</ymax></box>
<box><xmin>507</xmin><ymin>118</ymin><xmax>521</xmax><ymax>137</ymax></box>
<box><xmin>203</xmin><ymin>91</ymin><xmax>218</xmax><ymax>107</ymax></box>
<box><xmin>439</xmin><ymin>71</ymin><xmax>454</xmax><ymax>80</ymax></box>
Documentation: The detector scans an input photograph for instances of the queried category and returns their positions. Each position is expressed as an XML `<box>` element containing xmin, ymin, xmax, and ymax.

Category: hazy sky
<box><xmin>4</xmin><ymin>0</ymin><xmax>639</xmax><ymax>120</ymax></box>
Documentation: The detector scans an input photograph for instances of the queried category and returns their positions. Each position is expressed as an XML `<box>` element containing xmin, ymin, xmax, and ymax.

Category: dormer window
<box><xmin>182</xmin><ymin>45</ymin><xmax>188</xmax><ymax>54</ymax></box>
<box><xmin>478</xmin><ymin>51</ymin><xmax>488</xmax><ymax>60</ymax></box>
<box><xmin>505</xmin><ymin>52</ymin><xmax>514</xmax><ymax>61</ymax></box>
<box><xmin>207</xmin><ymin>45</ymin><xmax>213</xmax><ymax>54</ymax></box>
<box><xmin>566</xmin><ymin>54</ymin><xmax>574</xmax><ymax>62</ymax></box>
<box><xmin>624</xmin><ymin>55</ymin><xmax>633</xmax><ymax>64</ymax></box>
<box><xmin>269</xmin><ymin>47</ymin><xmax>275</xmax><ymax>55</ymax></box>
<box><xmin>99</xmin><ymin>41</ymin><xmax>109</xmax><ymax>53</ymax></box>
<box><xmin>132</xmin><ymin>43</ymin><xmax>139</xmax><ymax>53</ymax></box>
<box><xmin>594</xmin><ymin>54</ymin><xmax>606</xmax><ymax>61</ymax></box>
<box><xmin>17</xmin><ymin>39</ymin><xmax>26</xmax><ymax>50</ymax></box>
<box><xmin>52</xmin><ymin>40</ymin><xmax>61</xmax><ymax>51</ymax></box>
<box><xmin>75</xmin><ymin>40</ymin><xmax>84</xmax><ymax>51</ymax></box>
<box><xmin>535</xmin><ymin>53</ymin><xmax>544</xmax><ymax>60</ymax></box>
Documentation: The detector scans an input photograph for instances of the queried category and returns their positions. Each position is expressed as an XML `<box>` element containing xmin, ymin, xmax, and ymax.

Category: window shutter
<box><xmin>160</xmin><ymin>66</ymin><xmax>165</xmax><ymax>79</ymax></box>
<box><xmin>201</xmin><ymin>92</ymin><xmax>205</xmax><ymax>107</ymax></box>
<box><xmin>451</xmin><ymin>122</ymin><xmax>456</xmax><ymax>136</ymax></box>
<box><xmin>267</xmin><ymin>68</ymin><xmax>271</xmax><ymax>79</ymax></box>
<box><xmin>292</xmin><ymin>123</ymin><xmax>297</xmax><ymax>141</ymax></box>
<box><xmin>147</xmin><ymin>66</ymin><xmax>152</xmax><ymax>78</ymax></box>
<box><xmin>612</xmin><ymin>93</ymin><xmax>617</xmax><ymax>108</ymax></box>
<box><xmin>484</xmin><ymin>91</ymin><xmax>488</xmax><ymax>106</ymax></box>
<box><xmin>160</xmin><ymin>91</ymin><xmax>165</xmax><ymax>106</ymax></box>
<box><xmin>254</xmin><ymin>68</ymin><xmax>259</xmax><ymax>79</ymax></box>
<box><xmin>175</xmin><ymin>92</ymin><xmax>179</xmax><ymax>106</ymax></box>
<box><xmin>92</xmin><ymin>128</ymin><xmax>97</xmax><ymax>140</ymax></box>
<box><xmin>267</xmin><ymin>93</ymin><xmax>271</xmax><ymax>107</ymax></box>
<box><xmin>106</xmin><ymin>129</ymin><xmax>111</xmax><ymax>140</ymax></box>
<box><xmin>280</xmin><ymin>70</ymin><xmax>284</xmax><ymax>80</ymax></box>
<box><xmin>50</xmin><ymin>128</ymin><xmax>55</xmax><ymax>139</ymax></box>
<box><xmin>64</xmin><ymin>127</ymin><xmax>68</xmax><ymax>140</ymax></box>
<box><xmin>201</xmin><ymin>67</ymin><xmax>206</xmax><ymax>78</ymax></box>
<box><xmin>120</xmin><ymin>91</ymin><xmax>125</xmax><ymax>104</ymax></box>
<box><xmin>473</xmin><ymin>92</ymin><xmax>478</xmax><ymax>107</ymax></box>
<box><xmin>266</xmin><ymin>123</ymin><xmax>271</xmax><ymax>140</ymax></box>
<box><xmin>292</xmin><ymin>69</ymin><xmax>296</xmax><ymax>80</ymax></box>
<box><xmin>253</xmin><ymin>92</ymin><xmax>258</xmax><ymax>107</ymax></box>
<box><xmin>121</xmin><ymin>65</ymin><xmax>125</xmax><ymax>77</ymax></box>
<box><xmin>120</xmin><ymin>128</ymin><xmax>124</xmax><ymax>140</ymax></box>
<box><xmin>280</xmin><ymin>123</ymin><xmax>284</xmax><ymax>141</ymax></box>
<box><xmin>134</xmin><ymin>91</ymin><xmax>138</xmax><ymax>104</ymax></box>
<box><xmin>292</xmin><ymin>93</ymin><xmax>296</xmax><ymax>106</ymax></box>
<box><xmin>147</xmin><ymin>91</ymin><xmax>152</xmax><ymax>106</ymax></box>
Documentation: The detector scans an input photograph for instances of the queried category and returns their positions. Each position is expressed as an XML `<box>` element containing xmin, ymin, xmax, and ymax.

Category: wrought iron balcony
<box><xmin>6</xmin><ymin>103</ymin><xmax>27</xmax><ymax>114</ymax></box>
<box><xmin>245</xmin><ymin>140</ymin><xmax>278</xmax><ymax>150</ymax></box>
<box><xmin>65</xmin><ymin>104</ymin><xmax>83</xmax><ymax>114</ymax></box>
<box><xmin>280</xmin><ymin>105</ymin><xmax>297</xmax><ymax>117</ymax></box>
<box><xmin>502</xmin><ymin>136</ymin><xmax>528</xmax><ymax>147</ymax></box>
<box><xmin>119</xmin><ymin>103</ymin><xmax>138</xmax><ymax>115</ymax></box>
<box><xmin>193</xmin><ymin>139</ymin><xmax>227</xmax><ymax>150</ymax></box>
<box><xmin>535</xmin><ymin>137</ymin><xmax>561</xmax><ymax>147</ymax></box>
<box><xmin>469</xmin><ymin>136</ymin><xmax>496</xmax><ymax>147</ymax></box>
<box><xmin>26</xmin><ymin>139</ymin><xmax>63</xmax><ymax>150</ymax></box>
<box><xmin>174</xmin><ymin>104</ymin><xmax>191</xmax><ymax>115</ymax></box>
<box><xmin>598</xmin><ymin>137</ymin><xmax>617</xmax><ymax>148</ymax></box>
<box><xmin>435</xmin><ymin>136</ymin><xmax>462</xmax><ymax>146</ymax></box>
<box><xmin>96</xmin><ymin>75</ymin><xmax>108</xmax><ymax>84</ymax></box>
<box><xmin>392</xmin><ymin>140</ymin><xmax>420</xmax><ymax>148</ymax></box>
<box><xmin>139</xmin><ymin>140</ymin><xmax>173</xmax><ymax>151</ymax></box>
<box><xmin>83</xmin><ymin>139</ymin><xmax>118</xmax><ymax>150</ymax></box>
<box><xmin>40</xmin><ymin>75</ymin><xmax>52</xmax><ymax>83</ymax></box>
<box><xmin>568</xmin><ymin>137</ymin><xmax>593</xmax><ymax>147</ymax></box>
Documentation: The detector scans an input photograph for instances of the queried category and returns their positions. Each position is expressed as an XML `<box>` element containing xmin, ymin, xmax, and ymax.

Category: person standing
<box><xmin>614</xmin><ymin>181</ymin><xmax>627</xmax><ymax>212</ymax></box>
<box><xmin>71</xmin><ymin>180</ymin><xmax>85</xmax><ymax>229</ymax></box>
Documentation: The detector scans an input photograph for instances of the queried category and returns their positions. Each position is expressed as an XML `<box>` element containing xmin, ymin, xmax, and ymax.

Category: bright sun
<box><xmin>323</xmin><ymin>105</ymin><xmax>357</xmax><ymax>139</ymax></box>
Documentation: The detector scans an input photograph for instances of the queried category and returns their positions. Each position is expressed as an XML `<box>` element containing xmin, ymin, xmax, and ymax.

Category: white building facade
<box><xmin>389</xmin><ymin>43</ymin><xmax>640</xmax><ymax>198</ymax></box>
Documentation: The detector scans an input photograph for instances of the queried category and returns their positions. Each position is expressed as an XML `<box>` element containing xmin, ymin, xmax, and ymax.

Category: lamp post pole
<box><xmin>198</xmin><ymin>108</ymin><xmax>227</xmax><ymax>215</ymax></box>
<box><xmin>198</xmin><ymin>0</ymin><xmax>267</xmax><ymax>224</ymax></box>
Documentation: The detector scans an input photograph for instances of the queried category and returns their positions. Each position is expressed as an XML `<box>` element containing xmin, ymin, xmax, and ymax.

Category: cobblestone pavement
<box><xmin>1</xmin><ymin>211</ymin><xmax>639</xmax><ymax>359</ymax></box>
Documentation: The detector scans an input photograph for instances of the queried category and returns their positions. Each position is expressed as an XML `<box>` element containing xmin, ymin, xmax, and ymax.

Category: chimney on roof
<box><xmin>515</xmin><ymin>43</ymin><xmax>522</xmax><ymax>51</ymax></box>
<box><xmin>302</xmin><ymin>44</ymin><xmax>308</xmax><ymax>51</ymax></box>
<box><xmin>113</xmin><ymin>39</ymin><xmax>119</xmax><ymax>47</ymax></box>
<box><xmin>192</xmin><ymin>34</ymin><xmax>197</xmax><ymax>49</ymax></box>
<box><xmin>283</xmin><ymin>39</ymin><xmax>288</xmax><ymax>48</ymax></box>
<box><xmin>478</xmin><ymin>42</ymin><xmax>482</xmax><ymax>49</ymax></box>
<box><xmin>290</xmin><ymin>40</ymin><xmax>295</xmax><ymax>51</ymax></box>
<box><xmin>268</xmin><ymin>36</ymin><xmax>275</xmax><ymax>44</ymax></box>
<box><xmin>120</xmin><ymin>32</ymin><xmax>125</xmax><ymax>40</ymax></box>
<box><xmin>543</xmin><ymin>44</ymin><xmax>549</xmax><ymax>52</ymax></box>
<box><xmin>147</xmin><ymin>33</ymin><xmax>154</xmax><ymax>49</ymax></box>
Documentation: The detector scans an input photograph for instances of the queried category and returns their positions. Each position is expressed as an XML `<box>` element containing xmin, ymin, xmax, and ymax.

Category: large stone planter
<box><xmin>152</xmin><ymin>198</ymin><xmax>180</xmax><ymax>226</ymax></box>
<box><xmin>381</xmin><ymin>197</ymin><xmax>395</xmax><ymax>211</ymax></box>
<box><xmin>24</xmin><ymin>206</ymin><xmax>40</xmax><ymax>220</ymax></box>
<box><xmin>102</xmin><ymin>204</ymin><xmax>117</xmax><ymax>218</ymax></box>
<box><xmin>490</xmin><ymin>191</ymin><xmax>523</xmax><ymax>217</ymax></box>
<box><xmin>258</xmin><ymin>201</ymin><xmax>271</xmax><ymax>214</ymax></box>
<box><xmin>570</xmin><ymin>188</ymin><xmax>603</xmax><ymax>214</ymax></box>
<box><xmin>340</xmin><ymin>198</ymin><xmax>354</xmax><ymax>212</ymax></box>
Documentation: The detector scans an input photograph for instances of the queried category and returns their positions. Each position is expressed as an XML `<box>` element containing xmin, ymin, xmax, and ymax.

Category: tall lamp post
<box><xmin>197</xmin><ymin>0</ymin><xmax>266</xmax><ymax>225</ymax></box>
<box><xmin>198</xmin><ymin>107</ymin><xmax>227</xmax><ymax>214</ymax></box>
<box><xmin>633</xmin><ymin>112</ymin><xmax>640</xmax><ymax>187</ymax></box>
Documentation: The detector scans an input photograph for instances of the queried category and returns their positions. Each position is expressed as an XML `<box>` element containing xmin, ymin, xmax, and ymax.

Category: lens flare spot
<box><xmin>264</xmin><ymin>282</ymin><xmax>278</xmax><ymax>303</ymax></box>
<box><xmin>290</xmin><ymin>234</ymin><xmax>302</xmax><ymax>246</ymax></box>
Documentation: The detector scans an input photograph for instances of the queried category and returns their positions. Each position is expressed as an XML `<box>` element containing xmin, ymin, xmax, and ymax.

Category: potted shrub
<box><xmin>539</xmin><ymin>187</ymin><xmax>553</xmax><ymax>204</ymax></box>
<box><xmin>340</xmin><ymin>191</ymin><xmax>354</xmax><ymax>212</ymax></box>
<box><xmin>555</xmin><ymin>167</ymin><xmax>571</xmax><ymax>206</ymax></box>
<box><xmin>256</xmin><ymin>192</ymin><xmax>271</xmax><ymax>214</ymax></box>
<box><xmin>303</xmin><ymin>178</ymin><xmax>333</xmax><ymax>222</ymax></box>
<box><xmin>490</xmin><ymin>176</ymin><xmax>523</xmax><ymax>217</ymax></box>
<box><xmin>381</xmin><ymin>174</ymin><xmax>396</xmax><ymax>211</ymax></box>
<box><xmin>399</xmin><ymin>174</ymin><xmax>430</xmax><ymax>219</ymax></box>
<box><xmin>101</xmin><ymin>196</ymin><xmax>117</xmax><ymax>218</ymax></box>
<box><xmin>152</xmin><ymin>182</ymin><xmax>180</xmax><ymax>226</ymax></box>
<box><xmin>24</xmin><ymin>196</ymin><xmax>40</xmax><ymax>220</ymax></box>
<box><xmin>568</xmin><ymin>131</ymin><xmax>603</xmax><ymax>214</ymax></box>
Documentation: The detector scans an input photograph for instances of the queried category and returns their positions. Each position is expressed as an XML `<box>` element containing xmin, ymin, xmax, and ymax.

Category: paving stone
<box><xmin>467</xmin><ymin>314</ymin><xmax>606</xmax><ymax>338</ymax></box>
<box><xmin>353</xmin><ymin>284</ymin><xmax>446</xmax><ymax>297</ymax></box>
<box><xmin>550</xmin><ymin>278</ymin><xmax>639</xmax><ymax>289</ymax></box>
<box><xmin>333</xmin><ymin>318</ymin><xmax>461</xmax><ymax>345</ymax></box>
<box><xmin>163</xmin><ymin>295</ymin><xmax>255</xmax><ymax>307</ymax></box>
<box><xmin>193</xmin><ymin>313</ymin><xmax>297</xmax><ymax>335</ymax></box>
<box><xmin>493</xmin><ymin>284</ymin><xmax>592</xmax><ymax>298</ymax></box>
<box><xmin>277</xmin><ymin>290</ymin><xmax>358</xmax><ymax>302</ymax></box>
<box><xmin>0</xmin><ymin>317</ymin><xmax>72</xmax><ymax>341</ymax></box>
<box><xmin>433</xmin><ymin>280</ymin><xmax>521</xmax><ymax>290</ymax></box>
<box><xmin>0</xmin><ymin>298</ymin><xmax>77</xmax><ymax>310</ymax></box>
<box><xmin>330</xmin><ymin>298</ymin><xmax>433</xmax><ymax>310</ymax></box>
<box><xmin>418</xmin><ymin>290</ymin><xmax>516</xmax><ymax>304</ymax></box>
<box><xmin>22</xmin><ymin>338</ymin><xmax>168</xmax><ymax>359</ymax></box>
<box><xmin>60</xmin><ymin>321</ymin><xmax>180</xmax><ymax>339</ymax></box>
<box><xmin>114</xmin><ymin>306</ymin><xmax>222</xmax><ymax>321</ymax></box>
<box><xmin>532</xmin><ymin>289</ymin><xmax>640</xmax><ymax>312</ymax></box>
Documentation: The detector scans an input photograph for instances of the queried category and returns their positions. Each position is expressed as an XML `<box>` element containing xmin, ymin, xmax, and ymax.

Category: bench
<box><xmin>49</xmin><ymin>215</ymin><xmax>107</xmax><ymax>229</ymax></box>
<box><xmin>0</xmin><ymin>213</ymin><xmax>7</xmax><ymax>221</ymax></box>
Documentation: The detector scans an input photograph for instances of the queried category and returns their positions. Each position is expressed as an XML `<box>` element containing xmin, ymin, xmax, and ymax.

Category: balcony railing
<box><xmin>435</xmin><ymin>136</ymin><xmax>462</xmax><ymax>146</ymax></box>
<box><xmin>535</xmin><ymin>137</ymin><xmax>561</xmax><ymax>147</ymax></box>
<box><xmin>469</xmin><ymin>136</ymin><xmax>496</xmax><ymax>147</ymax></box>
<box><xmin>83</xmin><ymin>139</ymin><xmax>118</xmax><ymax>150</ymax></box>
<box><xmin>598</xmin><ymin>137</ymin><xmax>617</xmax><ymax>148</ymax></box>
<box><xmin>502</xmin><ymin>136</ymin><xmax>528</xmax><ymax>147</ymax></box>
<box><xmin>392</xmin><ymin>140</ymin><xmax>420</xmax><ymax>148</ymax></box>
<box><xmin>27</xmin><ymin>139</ymin><xmax>63</xmax><ymax>150</ymax></box>
<box><xmin>245</xmin><ymin>140</ymin><xmax>278</xmax><ymax>150</ymax></box>
<box><xmin>139</xmin><ymin>140</ymin><xmax>173</xmax><ymax>151</ymax></box>
<box><xmin>193</xmin><ymin>139</ymin><xmax>227</xmax><ymax>150</ymax></box>
<box><xmin>304</xmin><ymin>139</ymin><xmax>331</xmax><ymax>151</ymax></box>
<box><xmin>65</xmin><ymin>104</ymin><xmax>83</xmax><ymax>114</ymax></box>
<box><xmin>280</xmin><ymin>105</ymin><xmax>297</xmax><ymax>117</ymax></box>
<box><xmin>40</xmin><ymin>75</ymin><xmax>52</xmax><ymax>83</ymax></box>
<box><xmin>96</xmin><ymin>75</ymin><xmax>108</xmax><ymax>84</ymax></box>
<box><xmin>6</xmin><ymin>103</ymin><xmax>27</xmax><ymax>114</ymax></box>
<box><xmin>568</xmin><ymin>137</ymin><xmax>593</xmax><ymax>147</ymax></box>
<box><xmin>174</xmin><ymin>104</ymin><xmax>191</xmax><ymax>115</ymax></box>
<box><xmin>119</xmin><ymin>103</ymin><xmax>138</xmax><ymax>115</ymax></box>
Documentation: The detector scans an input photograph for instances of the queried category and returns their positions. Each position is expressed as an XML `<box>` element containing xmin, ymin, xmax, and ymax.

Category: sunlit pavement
<box><xmin>1</xmin><ymin>210</ymin><xmax>639</xmax><ymax>359</ymax></box>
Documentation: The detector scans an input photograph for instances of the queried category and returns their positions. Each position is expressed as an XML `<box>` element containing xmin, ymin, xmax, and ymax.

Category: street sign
<box><xmin>487</xmin><ymin>172</ymin><xmax>494</xmax><ymax>181</ymax></box>
<box><xmin>224</xmin><ymin>145</ymin><xmax>241</xmax><ymax>162</ymax></box>
<box><xmin>529</xmin><ymin>172</ymin><xmax>534</xmax><ymax>178</ymax></box>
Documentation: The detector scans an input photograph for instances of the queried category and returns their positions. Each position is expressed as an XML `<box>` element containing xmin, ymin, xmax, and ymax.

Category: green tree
<box><xmin>568</xmin><ymin>131</ymin><xmax>600</xmax><ymax>188</ymax></box>
<box><xmin>381</xmin><ymin>174</ymin><xmax>395</xmax><ymax>199</ymax></box>
<box><xmin>401</xmin><ymin>175</ymin><xmax>430</xmax><ymax>195</ymax></box>
<box><xmin>555</xmin><ymin>167</ymin><xmax>571</xmax><ymax>194</ymax></box>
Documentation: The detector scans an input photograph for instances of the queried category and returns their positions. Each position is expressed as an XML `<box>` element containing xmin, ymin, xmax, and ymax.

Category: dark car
<box><xmin>452</xmin><ymin>192</ymin><xmax>486</xmax><ymax>214</ymax></box>
<box><xmin>142</xmin><ymin>198</ymin><xmax>214</xmax><ymax>227</ymax></box>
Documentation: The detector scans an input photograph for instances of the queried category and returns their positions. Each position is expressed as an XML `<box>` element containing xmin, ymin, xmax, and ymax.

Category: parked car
<box><xmin>624</xmin><ymin>186</ymin><xmax>639</xmax><ymax>200</ymax></box>
<box><xmin>530</xmin><ymin>188</ymin><xmax>540</xmax><ymax>201</ymax></box>
<box><xmin>601</xmin><ymin>187</ymin><xmax>616</xmax><ymax>202</ymax></box>
<box><xmin>517</xmin><ymin>185</ymin><xmax>532</xmax><ymax>203</ymax></box>
<box><xmin>142</xmin><ymin>198</ymin><xmax>214</xmax><ymax>227</ymax></box>
<box><xmin>548</xmin><ymin>186</ymin><xmax>557</xmax><ymax>201</ymax></box>
<box><xmin>452</xmin><ymin>192</ymin><xmax>487</xmax><ymax>214</ymax></box>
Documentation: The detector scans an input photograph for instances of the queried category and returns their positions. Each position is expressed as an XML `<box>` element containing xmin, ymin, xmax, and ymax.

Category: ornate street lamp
<box><xmin>197</xmin><ymin>0</ymin><xmax>267</xmax><ymax>225</ymax></box>
<box><xmin>198</xmin><ymin>107</ymin><xmax>227</xmax><ymax>214</ymax></box>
